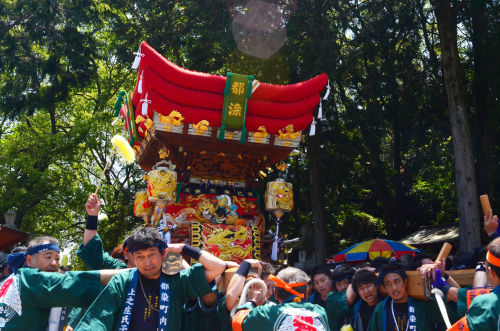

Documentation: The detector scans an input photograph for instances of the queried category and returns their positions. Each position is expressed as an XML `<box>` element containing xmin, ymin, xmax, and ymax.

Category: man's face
<box><xmin>27</xmin><ymin>250</ymin><xmax>60</xmax><ymax>272</ymax></box>
<box><xmin>264</xmin><ymin>276</ymin><xmax>274</xmax><ymax>300</ymax></box>
<box><xmin>313</xmin><ymin>273</ymin><xmax>333</xmax><ymax>298</ymax></box>
<box><xmin>335</xmin><ymin>278</ymin><xmax>350</xmax><ymax>292</ymax></box>
<box><xmin>133</xmin><ymin>247</ymin><xmax>162</xmax><ymax>279</ymax></box>
<box><xmin>357</xmin><ymin>282</ymin><xmax>378</xmax><ymax>306</ymax></box>
<box><xmin>383</xmin><ymin>273</ymin><xmax>408</xmax><ymax>303</ymax></box>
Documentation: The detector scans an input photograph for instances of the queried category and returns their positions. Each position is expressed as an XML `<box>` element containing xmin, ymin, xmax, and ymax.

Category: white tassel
<box><xmin>138</xmin><ymin>70</ymin><xmax>143</xmax><ymax>94</ymax></box>
<box><xmin>165</xmin><ymin>231</ymin><xmax>171</xmax><ymax>245</ymax></box>
<box><xmin>140</xmin><ymin>92</ymin><xmax>151</xmax><ymax>116</ymax></box>
<box><xmin>271</xmin><ymin>222</ymin><xmax>279</xmax><ymax>261</ymax></box>
<box><xmin>318</xmin><ymin>100</ymin><xmax>323</xmax><ymax>119</ymax></box>
<box><xmin>309</xmin><ymin>119</ymin><xmax>316</xmax><ymax>136</ymax></box>
<box><xmin>131</xmin><ymin>46</ymin><xmax>144</xmax><ymax>69</ymax></box>
<box><xmin>323</xmin><ymin>80</ymin><xmax>331</xmax><ymax>100</ymax></box>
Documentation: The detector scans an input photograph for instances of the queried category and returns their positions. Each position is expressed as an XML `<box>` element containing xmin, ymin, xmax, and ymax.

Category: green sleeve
<box><xmin>325</xmin><ymin>290</ymin><xmax>350</xmax><ymax>331</ymax></box>
<box><xmin>421</xmin><ymin>296</ymin><xmax>458</xmax><ymax>326</ymax></box>
<box><xmin>75</xmin><ymin>270</ymin><xmax>130</xmax><ymax>330</ymax></box>
<box><xmin>67</xmin><ymin>307</ymin><xmax>86</xmax><ymax>328</ymax></box>
<box><xmin>20</xmin><ymin>268</ymin><xmax>102</xmax><ymax>308</ymax></box>
<box><xmin>367</xmin><ymin>300</ymin><xmax>384</xmax><ymax>331</ymax></box>
<box><xmin>466</xmin><ymin>295</ymin><xmax>498</xmax><ymax>331</ymax></box>
<box><xmin>77</xmin><ymin>234</ymin><xmax>127</xmax><ymax>270</ymax></box>
<box><xmin>178</xmin><ymin>263</ymin><xmax>212</xmax><ymax>299</ymax></box>
<box><xmin>456</xmin><ymin>287</ymin><xmax>469</xmax><ymax>318</ymax></box>
<box><xmin>216</xmin><ymin>295</ymin><xmax>233</xmax><ymax>331</ymax></box>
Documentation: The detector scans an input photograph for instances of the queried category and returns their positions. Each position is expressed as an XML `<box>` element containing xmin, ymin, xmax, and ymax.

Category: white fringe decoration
<box><xmin>271</xmin><ymin>222</ymin><xmax>280</xmax><ymax>261</ymax></box>
<box><xmin>131</xmin><ymin>46</ymin><xmax>144</xmax><ymax>69</ymax></box>
<box><xmin>323</xmin><ymin>80</ymin><xmax>331</xmax><ymax>100</ymax></box>
<box><xmin>309</xmin><ymin>119</ymin><xmax>317</xmax><ymax>136</ymax></box>
<box><xmin>138</xmin><ymin>70</ymin><xmax>144</xmax><ymax>94</ymax></box>
<box><xmin>140</xmin><ymin>92</ymin><xmax>151</xmax><ymax>116</ymax></box>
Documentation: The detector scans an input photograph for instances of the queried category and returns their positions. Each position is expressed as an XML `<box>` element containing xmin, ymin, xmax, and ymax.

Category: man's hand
<box><xmin>247</xmin><ymin>283</ymin><xmax>266</xmax><ymax>306</ymax></box>
<box><xmin>85</xmin><ymin>194</ymin><xmax>100</xmax><ymax>216</ymax></box>
<box><xmin>484</xmin><ymin>209</ymin><xmax>499</xmax><ymax>236</ymax></box>
<box><xmin>244</xmin><ymin>259</ymin><xmax>262</xmax><ymax>277</ymax></box>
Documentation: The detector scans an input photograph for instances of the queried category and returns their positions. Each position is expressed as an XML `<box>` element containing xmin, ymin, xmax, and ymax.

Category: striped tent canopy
<box><xmin>332</xmin><ymin>239</ymin><xmax>420</xmax><ymax>263</ymax></box>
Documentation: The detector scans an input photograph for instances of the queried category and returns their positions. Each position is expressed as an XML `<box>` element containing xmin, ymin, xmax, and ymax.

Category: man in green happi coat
<box><xmin>232</xmin><ymin>266</ymin><xmax>330</xmax><ymax>331</ymax></box>
<box><xmin>367</xmin><ymin>262</ymin><xmax>456</xmax><ymax>331</ymax></box>
<box><xmin>75</xmin><ymin>226</ymin><xmax>226</xmax><ymax>331</ymax></box>
<box><xmin>0</xmin><ymin>236</ymin><xmax>125</xmax><ymax>330</ymax></box>
<box><xmin>447</xmin><ymin>237</ymin><xmax>500</xmax><ymax>330</ymax></box>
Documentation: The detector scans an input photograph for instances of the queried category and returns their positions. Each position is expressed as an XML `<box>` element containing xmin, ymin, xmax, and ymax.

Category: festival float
<box><xmin>116</xmin><ymin>41</ymin><xmax>329</xmax><ymax>263</ymax></box>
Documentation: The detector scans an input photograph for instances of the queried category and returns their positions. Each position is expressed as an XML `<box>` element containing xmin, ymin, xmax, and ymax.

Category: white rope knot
<box><xmin>140</xmin><ymin>92</ymin><xmax>151</xmax><ymax>116</ymax></box>
<box><xmin>131</xmin><ymin>46</ymin><xmax>145</xmax><ymax>69</ymax></box>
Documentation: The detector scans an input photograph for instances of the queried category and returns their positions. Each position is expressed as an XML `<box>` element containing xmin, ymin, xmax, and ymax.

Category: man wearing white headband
<box><xmin>0</xmin><ymin>236</ymin><xmax>126</xmax><ymax>330</ymax></box>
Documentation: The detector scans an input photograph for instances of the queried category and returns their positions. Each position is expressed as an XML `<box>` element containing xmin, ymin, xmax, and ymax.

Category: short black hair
<box><xmin>332</xmin><ymin>263</ymin><xmax>355</xmax><ymax>282</ymax></box>
<box><xmin>379</xmin><ymin>261</ymin><xmax>406</xmax><ymax>285</ymax></box>
<box><xmin>351</xmin><ymin>269</ymin><xmax>377</xmax><ymax>295</ymax></box>
<box><xmin>370</xmin><ymin>257</ymin><xmax>390</xmax><ymax>272</ymax></box>
<box><xmin>260</xmin><ymin>261</ymin><xmax>276</xmax><ymax>279</ymax></box>
<box><xmin>311</xmin><ymin>264</ymin><xmax>332</xmax><ymax>281</ymax></box>
<box><xmin>126</xmin><ymin>227</ymin><xmax>164</xmax><ymax>253</ymax></box>
<box><xmin>411</xmin><ymin>253</ymin><xmax>433</xmax><ymax>270</ymax></box>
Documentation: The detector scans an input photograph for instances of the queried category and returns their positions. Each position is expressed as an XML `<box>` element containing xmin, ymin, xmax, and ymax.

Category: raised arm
<box><xmin>83</xmin><ymin>194</ymin><xmax>100</xmax><ymax>246</ymax></box>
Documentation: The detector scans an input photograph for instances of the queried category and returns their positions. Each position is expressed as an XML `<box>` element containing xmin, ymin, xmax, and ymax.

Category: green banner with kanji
<box><xmin>218</xmin><ymin>72</ymin><xmax>253</xmax><ymax>143</ymax></box>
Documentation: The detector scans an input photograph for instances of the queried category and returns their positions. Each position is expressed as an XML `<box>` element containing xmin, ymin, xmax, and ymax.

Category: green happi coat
<box><xmin>216</xmin><ymin>295</ymin><xmax>233</xmax><ymax>331</ymax></box>
<box><xmin>0</xmin><ymin>268</ymin><xmax>102</xmax><ymax>331</ymax></box>
<box><xmin>238</xmin><ymin>301</ymin><xmax>330</xmax><ymax>330</ymax></box>
<box><xmin>466</xmin><ymin>285</ymin><xmax>500</xmax><ymax>331</ymax></box>
<box><xmin>75</xmin><ymin>264</ymin><xmax>212</xmax><ymax>331</ymax></box>
<box><xmin>182</xmin><ymin>294</ymin><xmax>222</xmax><ymax>331</ymax></box>
<box><xmin>66</xmin><ymin>234</ymin><xmax>127</xmax><ymax>328</ymax></box>
<box><xmin>367</xmin><ymin>296</ymin><xmax>457</xmax><ymax>331</ymax></box>
<box><xmin>77</xmin><ymin>233</ymin><xmax>127</xmax><ymax>270</ymax></box>
<box><xmin>325</xmin><ymin>290</ymin><xmax>352</xmax><ymax>331</ymax></box>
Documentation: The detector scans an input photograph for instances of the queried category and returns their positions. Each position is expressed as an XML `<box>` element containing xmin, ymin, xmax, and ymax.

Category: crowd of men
<box><xmin>0</xmin><ymin>193</ymin><xmax>499</xmax><ymax>330</ymax></box>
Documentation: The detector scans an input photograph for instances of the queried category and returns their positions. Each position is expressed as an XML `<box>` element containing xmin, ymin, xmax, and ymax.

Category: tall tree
<box><xmin>433</xmin><ymin>0</ymin><xmax>481</xmax><ymax>251</ymax></box>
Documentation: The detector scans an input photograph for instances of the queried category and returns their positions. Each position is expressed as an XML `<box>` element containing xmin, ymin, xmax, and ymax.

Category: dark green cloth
<box><xmin>325</xmin><ymin>290</ymin><xmax>351</xmax><ymax>331</ymax></box>
<box><xmin>466</xmin><ymin>287</ymin><xmax>500</xmax><ymax>331</ymax></box>
<box><xmin>0</xmin><ymin>268</ymin><xmax>101</xmax><ymax>331</ymax></box>
<box><xmin>240</xmin><ymin>301</ymin><xmax>330</xmax><ymax>330</ymax></box>
<box><xmin>182</xmin><ymin>294</ymin><xmax>221</xmax><ymax>331</ymax></box>
<box><xmin>456</xmin><ymin>287</ymin><xmax>469</xmax><ymax>318</ymax></box>
<box><xmin>68</xmin><ymin>234</ymin><xmax>127</xmax><ymax>328</ymax></box>
<box><xmin>76</xmin><ymin>233</ymin><xmax>127</xmax><ymax>270</ymax></box>
<box><xmin>216</xmin><ymin>295</ymin><xmax>232</xmax><ymax>331</ymax></box>
<box><xmin>367</xmin><ymin>296</ymin><xmax>457</xmax><ymax>331</ymax></box>
<box><xmin>75</xmin><ymin>264</ymin><xmax>212</xmax><ymax>331</ymax></box>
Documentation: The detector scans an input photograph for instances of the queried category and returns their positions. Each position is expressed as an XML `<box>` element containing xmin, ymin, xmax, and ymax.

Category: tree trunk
<box><xmin>308</xmin><ymin>129</ymin><xmax>328</xmax><ymax>264</ymax></box>
<box><xmin>471</xmin><ymin>0</ymin><xmax>493</xmax><ymax>199</ymax></box>
<box><xmin>434</xmin><ymin>0</ymin><xmax>481</xmax><ymax>251</ymax></box>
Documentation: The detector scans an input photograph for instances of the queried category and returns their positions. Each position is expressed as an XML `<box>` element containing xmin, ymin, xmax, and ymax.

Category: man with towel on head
<box><xmin>0</xmin><ymin>236</ymin><xmax>125</xmax><ymax>330</ymax></box>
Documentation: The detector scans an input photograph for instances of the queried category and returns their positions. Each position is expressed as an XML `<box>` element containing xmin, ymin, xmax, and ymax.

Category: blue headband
<box><xmin>7</xmin><ymin>252</ymin><xmax>26</xmax><ymax>273</ymax></box>
<box><xmin>377</xmin><ymin>268</ymin><xmax>406</xmax><ymax>286</ymax></box>
<box><xmin>27</xmin><ymin>243</ymin><xmax>60</xmax><ymax>256</ymax></box>
<box><xmin>7</xmin><ymin>244</ymin><xmax>60</xmax><ymax>273</ymax></box>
